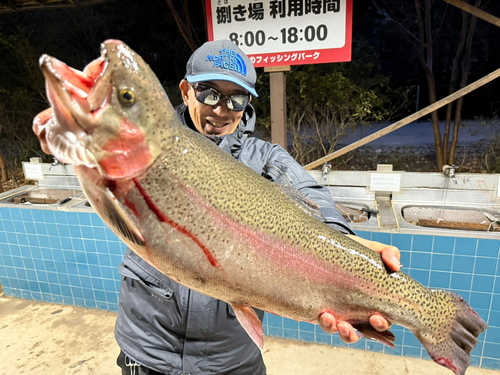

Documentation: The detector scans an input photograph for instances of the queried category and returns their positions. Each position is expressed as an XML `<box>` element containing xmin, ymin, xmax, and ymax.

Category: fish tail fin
<box><xmin>351</xmin><ymin>322</ymin><xmax>396</xmax><ymax>348</ymax></box>
<box><xmin>418</xmin><ymin>292</ymin><xmax>488</xmax><ymax>375</ymax></box>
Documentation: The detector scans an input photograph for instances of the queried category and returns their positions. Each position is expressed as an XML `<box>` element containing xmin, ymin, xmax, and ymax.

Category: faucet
<box><xmin>48</xmin><ymin>157</ymin><xmax>60</xmax><ymax>171</ymax></box>
<box><xmin>442</xmin><ymin>164</ymin><xmax>458</xmax><ymax>185</ymax></box>
<box><xmin>322</xmin><ymin>163</ymin><xmax>331</xmax><ymax>181</ymax></box>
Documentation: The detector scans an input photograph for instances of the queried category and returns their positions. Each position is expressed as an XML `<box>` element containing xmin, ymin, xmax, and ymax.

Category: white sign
<box><xmin>206</xmin><ymin>0</ymin><xmax>352</xmax><ymax>67</ymax></box>
<box><xmin>370</xmin><ymin>173</ymin><xmax>401</xmax><ymax>192</ymax></box>
<box><xmin>498</xmin><ymin>176</ymin><xmax>500</xmax><ymax>197</ymax></box>
<box><xmin>23</xmin><ymin>162</ymin><xmax>44</xmax><ymax>180</ymax></box>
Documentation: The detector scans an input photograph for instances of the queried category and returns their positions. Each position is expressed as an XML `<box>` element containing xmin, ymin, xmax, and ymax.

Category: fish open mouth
<box><xmin>34</xmin><ymin>45</ymin><xmax>111</xmax><ymax>168</ymax></box>
<box><xmin>35</xmin><ymin>39</ymin><xmax>159</xmax><ymax>181</ymax></box>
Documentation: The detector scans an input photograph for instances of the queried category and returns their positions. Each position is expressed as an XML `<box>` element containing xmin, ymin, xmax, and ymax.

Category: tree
<box><xmin>0</xmin><ymin>29</ymin><xmax>49</xmax><ymax>182</ymax></box>
<box><xmin>372</xmin><ymin>0</ymin><xmax>481</xmax><ymax>171</ymax></box>
<box><xmin>164</xmin><ymin>0</ymin><xmax>202</xmax><ymax>52</ymax></box>
<box><xmin>281</xmin><ymin>38</ymin><xmax>409</xmax><ymax>166</ymax></box>
<box><xmin>445</xmin><ymin>0</ymin><xmax>480</xmax><ymax>166</ymax></box>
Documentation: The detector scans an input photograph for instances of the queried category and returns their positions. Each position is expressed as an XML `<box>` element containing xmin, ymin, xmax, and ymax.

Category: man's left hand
<box><xmin>318</xmin><ymin>235</ymin><xmax>401</xmax><ymax>343</ymax></box>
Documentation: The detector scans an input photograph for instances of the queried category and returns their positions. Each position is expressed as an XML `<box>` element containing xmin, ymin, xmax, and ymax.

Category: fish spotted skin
<box><xmin>34</xmin><ymin>40</ymin><xmax>487</xmax><ymax>375</ymax></box>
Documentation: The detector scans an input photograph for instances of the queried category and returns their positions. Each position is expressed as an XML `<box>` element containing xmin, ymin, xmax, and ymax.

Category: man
<box><xmin>115</xmin><ymin>40</ymin><xmax>400</xmax><ymax>375</ymax></box>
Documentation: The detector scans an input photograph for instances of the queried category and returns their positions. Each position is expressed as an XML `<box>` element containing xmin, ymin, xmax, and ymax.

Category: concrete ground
<box><xmin>1</xmin><ymin>295</ymin><xmax>498</xmax><ymax>375</ymax></box>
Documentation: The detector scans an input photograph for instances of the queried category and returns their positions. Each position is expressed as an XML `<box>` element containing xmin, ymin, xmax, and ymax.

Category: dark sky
<box><xmin>1</xmin><ymin>0</ymin><xmax>500</xmax><ymax>117</ymax></box>
<box><xmin>352</xmin><ymin>0</ymin><xmax>500</xmax><ymax>117</ymax></box>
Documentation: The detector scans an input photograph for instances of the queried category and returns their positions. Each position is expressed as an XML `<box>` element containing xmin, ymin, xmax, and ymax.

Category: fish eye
<box><xmin>119</xmin><ymin>87</ymin><xmax>135</xmax><ymax>106</ymax></box>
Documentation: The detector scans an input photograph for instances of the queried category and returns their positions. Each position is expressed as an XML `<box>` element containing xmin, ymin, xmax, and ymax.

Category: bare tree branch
<box><xmin>444</xmin><ymin>6</ymin><xmax>468</xmax><ymax>159</ymax></box>
<box><xmin>164</xmin><ymin>0</ymin><xmax>198</xmax><ymax>52</ymax></box>
<box><xmin>449</xmin><ymin>0</ymin><xmax>481</xmax><ymax>163</ymax></box>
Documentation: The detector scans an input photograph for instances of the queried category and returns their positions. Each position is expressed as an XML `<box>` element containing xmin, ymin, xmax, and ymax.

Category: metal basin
<box><xmin>0</xmin><ymin>187</ymin><xmax>82</xmax><ymax>207</ymax></box>
<box><xmin>401</xmin><ymin>205</ymin><xmax>500</xmax><ymax>232</ymax></box>
<box><xmin>71</xmin><ymin>200</ymin><xmax>93</xmax><ymax>210</ymax></box>
<box><xmin>335</xmin><ymin>202</ymin><xmax>373</xmax><ymax>224</ymax></box>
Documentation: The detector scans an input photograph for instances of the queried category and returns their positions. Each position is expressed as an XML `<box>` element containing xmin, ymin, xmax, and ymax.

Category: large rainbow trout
<box><xmin>34</xmin><ymin>40</ymin><xmax>487</xmax><ymax>375</ymax></box>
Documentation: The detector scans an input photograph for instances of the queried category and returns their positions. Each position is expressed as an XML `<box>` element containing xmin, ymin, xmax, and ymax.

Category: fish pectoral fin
<box><xmin>230</xmin><ymin>303</ymin><xmax>264</xmax><ymax>350</ymax></box>
<box><xmin>102</xmin><ymin>187</ymin><xmax>145</xmax><ymax>246</ymax></box>
<box><xmin>351</xmin><ymin>322</ymin><xmax>396</xmax><ymax>349</ymax></box>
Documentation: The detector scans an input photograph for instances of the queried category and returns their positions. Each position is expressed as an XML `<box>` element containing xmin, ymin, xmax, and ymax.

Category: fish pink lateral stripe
<box><xmin>178</xmin><ymin>181</ymin><xmax>368</xmax><ymax>292</ymax></box>
<box><xmin>132</xmin><ymin>178</ymin><xmax>221</xmax><ymax>269</ymax></box>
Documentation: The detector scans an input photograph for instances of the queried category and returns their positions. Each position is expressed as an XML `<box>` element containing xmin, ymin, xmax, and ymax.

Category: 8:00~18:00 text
<box><xmin>229</xmin><ymin>25</ymin><xmax>328</xmax><ymax>47</ymax></box>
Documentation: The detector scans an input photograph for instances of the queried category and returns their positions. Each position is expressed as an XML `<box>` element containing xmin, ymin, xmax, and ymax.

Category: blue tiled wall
<box><xmin>0</xmin><ymin>207</ymin><xmax>125</xmax><ymax>311</ymax></box>
<box><xmin>261</xmin><ymin>230</ymin><xmax>500</xmax><ymax>371</ymax></box>
<box><xmin>0</xmin><ymin>207</ymin><xmax>499</xmax><ymax>370</ymax></box>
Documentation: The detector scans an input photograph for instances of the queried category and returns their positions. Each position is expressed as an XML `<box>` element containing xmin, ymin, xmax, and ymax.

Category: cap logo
<box><xmin>205</xmin><ymin>48</ymin><xmax>247</xmax><ymax>77</ymax></box>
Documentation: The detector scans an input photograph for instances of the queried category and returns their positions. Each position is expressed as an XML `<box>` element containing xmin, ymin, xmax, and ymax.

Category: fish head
<box><xmin>34</xmin><ymin>39</ymin><xmax>172</xmax><ymax>180</ymax></box>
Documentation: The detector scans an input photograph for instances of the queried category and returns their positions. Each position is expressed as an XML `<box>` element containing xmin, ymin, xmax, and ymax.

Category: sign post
<box><xmin>205</xmin><ymin>0</ymin><xmax>352</xmax><ymax>147</ymax></box>
<box><xmin>265</xmin><ymin>66</ymin><xmax>289</xmax><ymax>148</ymax></box>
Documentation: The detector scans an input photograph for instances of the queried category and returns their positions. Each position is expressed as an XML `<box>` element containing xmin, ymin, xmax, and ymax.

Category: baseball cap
<box><xmin>185</xmin><ymin>40</ymin><xmax>258</xmax><ymax>97</ymax></box>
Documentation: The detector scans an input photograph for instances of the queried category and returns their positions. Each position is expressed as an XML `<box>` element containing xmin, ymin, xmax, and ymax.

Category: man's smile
<box><xmin>206</xmin><ymin>120</ymin><xmax>229</xmax><ymax>128</ymax></box>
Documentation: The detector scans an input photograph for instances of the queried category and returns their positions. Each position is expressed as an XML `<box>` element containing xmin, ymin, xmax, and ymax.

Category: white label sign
<box><xmin>206</xmin><ymin>0</ymin><xmax>352</xmax><ymax>67</ymax></box>
<box><xmin>23</xmin><ymin>163</ymin><xmax>44</xmax><ymax>180</ymax></box>
<box><xmin>370</xmin><ymin>173</ymin><xmax>401</xmax><ymax>192</ymax></box>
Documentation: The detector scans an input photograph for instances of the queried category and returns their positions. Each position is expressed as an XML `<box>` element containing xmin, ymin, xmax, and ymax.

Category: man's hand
<box><xmin>318</xmin><ymin>235</ymin><xmax>401</xmax><ymax>343</ymax></box>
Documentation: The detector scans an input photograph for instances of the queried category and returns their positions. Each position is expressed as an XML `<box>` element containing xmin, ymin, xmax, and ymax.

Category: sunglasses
<box><xmin>191</xmin><ymin>83</ymin><xmax>250</xmax><ymax>112</ymax></box>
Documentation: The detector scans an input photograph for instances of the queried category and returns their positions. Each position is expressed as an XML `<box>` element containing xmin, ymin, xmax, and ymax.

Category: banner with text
<box><xmin>206</xmin><ymin>0</ymin><xmax>352</xmax><ymax>67</ymax></box>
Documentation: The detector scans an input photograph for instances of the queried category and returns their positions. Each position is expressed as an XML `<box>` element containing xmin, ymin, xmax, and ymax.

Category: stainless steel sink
<box><xmin>335</xmin><ymin>202</ymin><xmax>373</xmax><ymax>223</ymax></box>
<box><xmin>6</xmin><ymin>188</ymin><xmax>82</xmax><ymax>206</ymax></box>
<box><xmin>69</xmin><ymin>200</ymin><xmax>93</xmax><ymax>210</ymax></box>
<box><xmin>0</xmin><ymin>186</ymin><xmax>82</xmax><ymax>207</ymax></box>
<box><xmin>0</xmin><ymin>161</ymin><xmax>83</xmax><ymax>208</ymax></box>
<box><xmin>401</xmin><ymin>205</ymin><xmax>500</xmax><ymax>232</ymax></box>
<box><xmin>308</xmin><ymin>170</ymin><xmax>500</xmax><ymax>235</ymax></box>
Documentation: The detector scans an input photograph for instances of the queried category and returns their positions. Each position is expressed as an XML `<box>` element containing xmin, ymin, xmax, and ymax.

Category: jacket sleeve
<box><xmin>261</xmin><ymin>143</ymin><xmax>354</xmax><ymax>235</ymax></box>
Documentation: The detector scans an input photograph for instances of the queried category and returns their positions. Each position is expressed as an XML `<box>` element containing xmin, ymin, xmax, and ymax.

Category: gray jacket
<box><xmin>114</xmin><ymin>104</ymin><xmax>353</xmax><ymax>374</ymax></box>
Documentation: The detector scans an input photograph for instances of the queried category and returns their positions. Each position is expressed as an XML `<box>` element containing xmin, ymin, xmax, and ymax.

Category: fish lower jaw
<box><xmin>47</xmin><ymin>130</ymin><xmax>98</xmax><ymax>168</ymax></box>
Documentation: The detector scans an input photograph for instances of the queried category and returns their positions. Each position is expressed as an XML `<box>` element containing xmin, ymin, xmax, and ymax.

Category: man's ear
<box><xmin>179</xmin><ymin>80</ymin><xmax>190</xmax><ymax>105</ymax></box>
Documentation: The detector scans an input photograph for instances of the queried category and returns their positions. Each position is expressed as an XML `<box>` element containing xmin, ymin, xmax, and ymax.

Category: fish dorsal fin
<box><xmin>278</xmin><ymin>183</ymin><xmax>326</xmax><ymax>221</ymax></box>
<box><xmin>101</xmin><ymin>188</ymin><xmax>146</xmax><ymax>247</ymax></box>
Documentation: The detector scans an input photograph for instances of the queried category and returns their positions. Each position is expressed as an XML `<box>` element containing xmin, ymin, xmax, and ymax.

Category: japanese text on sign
<box><xmin>23</xmin><ymin>163</ymin><xmax>44</xmax><ymax>180</ymax></box>
<box><xmin>206</xmin><ymin>0</ymin><xmax>352</xmax><ymax>67</ymax></box>
<box><xmin>215</xmin><ymin>0</ymin><xmax>340</xmax><ymax>23</ymax></box>
<box><xmin>369</xmin><ymin>173</ymin><xmax>402</xmax><ymax>192</ymax></box>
